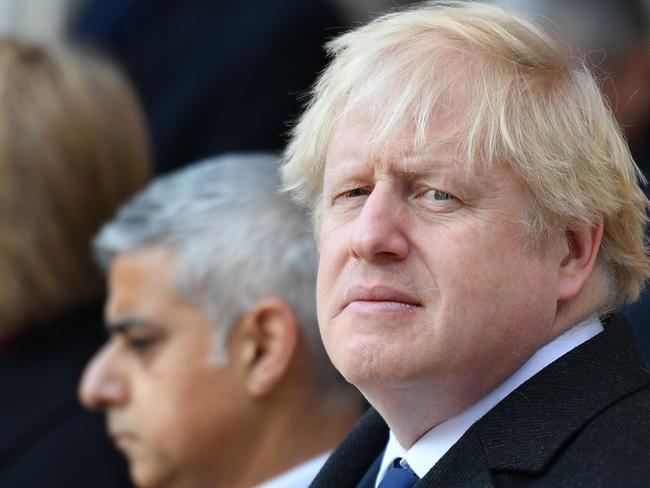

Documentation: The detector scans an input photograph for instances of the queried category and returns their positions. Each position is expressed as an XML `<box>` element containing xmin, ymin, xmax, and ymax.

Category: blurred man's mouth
<box><xmin>108</xmin><ymin>417</ymin><xmax>140</xmax><ymax>453</ymax></box>
<box><xmin>111</xmin><ymin>432</ymin><xmax>137</xmax><ymax>451</ymax></box>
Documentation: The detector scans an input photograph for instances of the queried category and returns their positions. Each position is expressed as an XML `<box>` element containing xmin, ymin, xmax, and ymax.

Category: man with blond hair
<box><xmin>282</xmin><ymin>1</ymin><xmax>650</xmax><ymax>486</ymax></box>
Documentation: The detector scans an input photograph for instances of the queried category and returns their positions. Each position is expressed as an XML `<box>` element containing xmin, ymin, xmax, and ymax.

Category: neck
<box><xmin>364</xmin><ymin>373</ymin><xmax>497</xmax><ymax>448</ymax></box>
<box><xmin>232</xmin><ymin>383</ymin><xmax>361</xmax><ymax>487</ymax></box>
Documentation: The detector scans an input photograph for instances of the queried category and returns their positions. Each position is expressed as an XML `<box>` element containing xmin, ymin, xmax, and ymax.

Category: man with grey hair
<box><xmin>79</xmin><ymin>153</ymin><xmax>362</xmax><ymax>488</ymax></box>
<box><xmin>282</xmin><ymin>1</ymin><xmax>650</xmax><ymax>487</ymax></box>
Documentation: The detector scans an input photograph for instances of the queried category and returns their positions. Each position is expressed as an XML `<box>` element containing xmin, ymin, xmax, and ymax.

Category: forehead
<box><xmin>325</xmin><ymin>115</ymin><xmax>486</xmax><ymax>183</ymax></box>
<box><xmin>327</xmin><ymin>45</ymin><xmax>477</xmax><ymax>159</ymax></box>
<box><xmin>107</xmin><ymin>247</ymin><xmax>179</xmax><ymax>321</ymax></box>
<box><xmin>106</xmin><ymin>247</ymin><xmax>220</xmax><ymax>359</ymax></box>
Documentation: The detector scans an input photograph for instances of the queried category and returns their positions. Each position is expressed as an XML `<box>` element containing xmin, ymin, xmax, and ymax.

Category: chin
<box><xmin>332</xmin><ymin>342</ymin><xmax>422</xmax><ymax>392</ymax></box>
<box><xmin>130</xmin><ymin>462</ymin><xmax>167</xmax><ymax>488</ymax></box>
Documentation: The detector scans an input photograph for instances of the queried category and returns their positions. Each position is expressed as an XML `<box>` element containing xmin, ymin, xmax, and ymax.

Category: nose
<box><xmin>79</xmin><ymin>343</ymin><xmax>128</xmax><ymax>410</ymax></box>
<box><xmin>350</xmin><ymin>186</ymin><xmax>409</xmax><ymax>262</ymax></box>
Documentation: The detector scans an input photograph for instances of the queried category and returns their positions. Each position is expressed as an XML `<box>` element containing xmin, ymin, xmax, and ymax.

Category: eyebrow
<box><xmin>106</xmin><ymin>317</ymin><xmax>164</xmax><ymax>336</ymax></box>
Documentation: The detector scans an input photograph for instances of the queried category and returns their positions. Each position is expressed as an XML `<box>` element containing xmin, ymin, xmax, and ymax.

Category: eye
<box><xmin>341</xmin><ymin>188</ymin><xmax>369</xmax><ymax>198</ymax></box>
<box><xmin>421</xmin><ymin>189</ymin><xmax>455</xmax><ymax>201</ymax></box>
<box><xmin>413</xmin><ymin>188</ymin><xmax>461</xmax><ymax>212</ymax></box>
<box><xmin>127</xmin><ymin>339</ymin><xmax>154</xmax><ymax>351</ymax></box>
<box><xmin>331</xmin><ymin>187</ymin><xmax>370</xmax><ymax>205</ymax></box>
<box><xmin>125</xmin><ymin>336</ymin><xmax>159</xmax><ymax>355</ymax></box>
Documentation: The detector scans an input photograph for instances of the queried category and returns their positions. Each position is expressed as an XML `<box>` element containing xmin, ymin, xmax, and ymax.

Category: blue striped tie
<box><xmin>377</xmin><ymin>458</ymin><xmax>419</xmax><ymax>488</ymax></box>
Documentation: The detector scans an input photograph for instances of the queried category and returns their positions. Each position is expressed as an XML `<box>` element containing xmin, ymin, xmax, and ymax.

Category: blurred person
<box><xmin>68</xmin><ymin>0</ymin><xmax>348</xmax><ymax>174</ymax></box>
<box><xmin>79</xmin><ymin>154</ymin><xmax>362</xmax><ymax>488</ymax></box>
<box><xmin>282</xmin><ymin>2</ymin><xmax>650</xmax><ymax>486</ymax></box>
<box><xmin>494</xmin><ymin>0</ymin><xmax>650</xmax><ymax>368</ymax></box>
<box><xmin>0</xmin><ymin>39</ymin><xmax>149</xmax><ymax>486</ymax></box>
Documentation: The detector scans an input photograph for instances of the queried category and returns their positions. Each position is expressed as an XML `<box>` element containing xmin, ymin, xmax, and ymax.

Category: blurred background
<box><xmin>0</xmin><ymin>0</ymin><xmax>419</xmax><ymax>174</ymax></box>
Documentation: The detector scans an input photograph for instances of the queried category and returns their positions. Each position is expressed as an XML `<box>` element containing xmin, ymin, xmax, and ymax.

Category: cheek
<box><xmin>315</xmin><ymin>252</ymin><xmax>353</xmax><ymax>371</ymax></box>
<box><xmin>449</xmin><ymin>240</ymin><xmax>557</xmax><ymax>333</ymax></box>
<box><xmin>133</xmin><ymin>376</ymin><xmax>188</xmax><ymax>440</ymax></box>
<box><xmin>135</xmin><ymin>373</ymin><xmax>227</xmax><ymax>460</ymax></box>
<box><xmin>434</xmin><ymin>228</ymin><xmax>549</xmax><ymax>314</ymax></box>
<box><xmin>316</xmin><ymin>231</ymin><xmax>347</xmax><ymax>311</ymax></box>
<box><xmin>315</xmin><ymin>267</ymin><xmax>337</xmax><ymax>361</ymax></box>
<box><xmin>132</xmin><ymin>356</ymin><xmax>208</xmax><ymax>424</ymax></box>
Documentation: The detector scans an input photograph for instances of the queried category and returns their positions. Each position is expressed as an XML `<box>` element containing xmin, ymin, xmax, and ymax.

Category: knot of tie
<box><xmin>378</xmin><ymin>458</ymin><xmax>419</xmax><ymax>488</ymax></box>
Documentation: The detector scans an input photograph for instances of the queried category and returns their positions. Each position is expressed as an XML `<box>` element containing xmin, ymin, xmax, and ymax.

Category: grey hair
<box><xmin>95</xmin><ymin>153</ymin><xmax>330</xmax><ymax>378</ymax></box>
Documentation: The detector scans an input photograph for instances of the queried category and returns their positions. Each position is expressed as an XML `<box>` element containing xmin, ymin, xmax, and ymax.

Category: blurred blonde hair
<box><xmin>0</xmin><ymin>39</ymin><xmax>150</xmax><ymax>335</ymax></box>
<box><xmin>282</xmin><ymin>0</ymin><xmax>649</xmax><ymax>308</ymax></box>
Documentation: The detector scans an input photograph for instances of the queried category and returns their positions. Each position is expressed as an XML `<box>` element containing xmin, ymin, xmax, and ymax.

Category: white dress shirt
<box><xmin>254</xmin><ymin>451</ymin><xmax>330</xmax><ymax>488</ymax></box>
<box><xmin>375</xmin><ymin>315</ymin><xmax>603</xmax><ymax>486</ymax></box>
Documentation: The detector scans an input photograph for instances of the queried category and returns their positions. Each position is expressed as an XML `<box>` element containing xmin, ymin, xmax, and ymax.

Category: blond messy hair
<box><xmin>282</xmin><ymin>0</ymin><xmax>649</xmax><ymax>307</ymax></box>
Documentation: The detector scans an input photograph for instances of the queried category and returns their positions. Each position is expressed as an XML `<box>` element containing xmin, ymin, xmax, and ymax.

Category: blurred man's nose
<box><xmin>79</xmin><ymin>344</ymin><xmax>128</xmax><ymax>410</ymax></box>
<box><xmin>350</xmin><ymin>186</ymin><xmax>410</xmax><ymax>262</ymax></box>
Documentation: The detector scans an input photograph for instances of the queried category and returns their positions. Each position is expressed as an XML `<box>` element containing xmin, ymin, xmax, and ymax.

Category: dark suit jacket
<box><xmin>311</xmin><ymin>314</ymin><xmax>650</xmax><ymax>487</ymax></box>
<box><xmin>0</xmin><ymin>304</ymin><xmax>132</xmax><ymax>487</ymax></box>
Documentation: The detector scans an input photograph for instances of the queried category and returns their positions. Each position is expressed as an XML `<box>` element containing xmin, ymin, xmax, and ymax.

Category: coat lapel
<box><xmin>357</xmin><ymin>453</ymin><xmax>383</xmax><ymax>488</ymax></box>
<box><xmin>417</xmin><ymin>428</ymin><xmax>495</xmax><ymax>487</ymax></box>
<box><xmin>416</xmin><ymin>314</ymin><xmax>648</xmax><ymax>486</ymax></box>
<box><xmin>476</xmin><ymin>314</ymin><xmax>649</xmax><ymax>475</ymax></box>
<box><xmin>310</xmin><ymin>408</ymin><xmax>388</xmax><ymax>487</ymax></box>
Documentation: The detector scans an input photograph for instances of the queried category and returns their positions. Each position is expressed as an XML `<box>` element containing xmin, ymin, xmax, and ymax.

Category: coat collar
<box><xmin>475</xmin><ymin>313</ymin><xmax>649</xmax><ymax>474</ymax></box>
<box><xmin>313</xmin><ymin>407</ymin><xmax>389</xmax><ymax>487</ymax></box>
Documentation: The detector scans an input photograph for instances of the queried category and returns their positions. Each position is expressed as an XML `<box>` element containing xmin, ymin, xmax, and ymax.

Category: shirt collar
<box><xmin>376</xmin><ymin>314</ymin><xmax>603</xmax><ymax>484</ymax></box>
<box><xmin>253</xmin><ymin>451</ymin><xmax>331</xmax><ymax>488</ymax></box>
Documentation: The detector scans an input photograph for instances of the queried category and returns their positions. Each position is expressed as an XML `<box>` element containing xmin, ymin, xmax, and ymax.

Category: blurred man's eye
<box><xmin>107</xmin><ymin>321</ymin><xmax>166</xmax><ymax>356</ymax></box>
<box><xmin>121</xmin><ymin>334</ymin><xmax>165</xmax><ymax>358</ymax></box>
<box><xmin>127</xmin><ymin>337</ymin><xmax>156</xmax><ymax>352</ymax></box>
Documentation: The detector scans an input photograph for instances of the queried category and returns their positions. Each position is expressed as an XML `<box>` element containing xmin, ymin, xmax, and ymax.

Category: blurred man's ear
<box><xmin>233</xmin><ymin>299</ymin><xmax>299</xmax><ymax>398</ymax></box>
<box><xmin>557</xmin><ymin>219</ymin><xmax>604</xmax><ymax>302</ymax></box>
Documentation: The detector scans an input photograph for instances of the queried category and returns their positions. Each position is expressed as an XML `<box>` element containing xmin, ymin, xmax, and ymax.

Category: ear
<box><xmin>557</xmin><ymin>219</ymin><xmax>604</xmax><ymax>302</ymax></box>
<box><xmin>234</xmin><ymin>299</ymin><xmax>299</xmax><ymax>398</ymax></box>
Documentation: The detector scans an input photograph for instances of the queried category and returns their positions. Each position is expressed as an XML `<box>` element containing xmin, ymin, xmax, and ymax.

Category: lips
<box><xmin>108</xmin><ymin>419</ymin><xmax>139</xmax><ymax>451</ymax></box>
<box><xmin>109</xmin><ymin>432</ymin><xmax>136</xmax><ymax>453</ymax></box>
<box><xmin>343</xmin><ymin>285</ymin><xmax>422</xmax><ymax>311</ymax></box>
<box><xmin>110</xmin><ymin>430</ymin><xmax>136</xmax><ymax>441</ymax></box>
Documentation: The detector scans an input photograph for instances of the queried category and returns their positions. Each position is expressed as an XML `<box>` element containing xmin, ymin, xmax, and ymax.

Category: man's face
<box><xmin>317</xmin><ymin>118</ymin><xmax>566</xmax><ymax>404</ymax></box>
<box><xmin>80</xmin><ymin>248</ymin><xmax>246</xmax><ymax>488</ymax></box>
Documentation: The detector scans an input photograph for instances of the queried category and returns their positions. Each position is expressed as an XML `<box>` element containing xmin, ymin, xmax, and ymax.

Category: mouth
<box><xmin>109</xmin><ymin>431</ymin><xmax>138</xmax><ymax>452</ymax></box>
<box><xmin>342</xmin><ymin>285</ymin><xmax>422</xmax><ymax>314</ymax></box>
